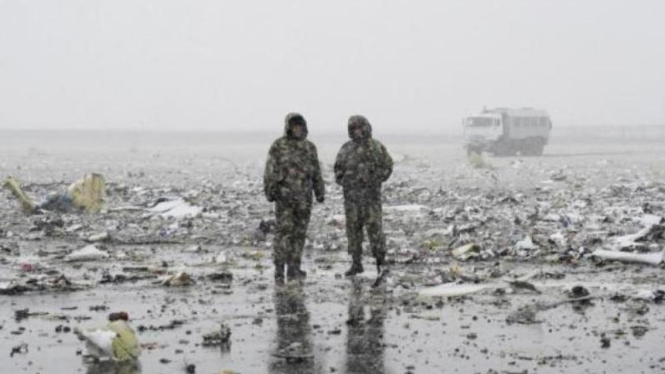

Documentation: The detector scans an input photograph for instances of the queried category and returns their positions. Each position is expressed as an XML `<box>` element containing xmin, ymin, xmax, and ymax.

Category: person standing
<box><xmin>264</xmin><ymin>113</ymin><xmax>325</xmax><ymax>283</ymax></box>
<box><xmin>334</xmin><ymin>115</ymin><xmax>393</xmax><ymax>277</ymax></box>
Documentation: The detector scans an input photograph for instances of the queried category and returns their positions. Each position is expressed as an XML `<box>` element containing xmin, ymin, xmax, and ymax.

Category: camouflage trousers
<box><xmin>273</xmin><ymin>199</ymin><xmax>312</xmax><ymax>265</ymax></box>
<box><xmin>344</xmin><ymin>197</ymin><xmax>386</xmax><ymax>262</ymax></box>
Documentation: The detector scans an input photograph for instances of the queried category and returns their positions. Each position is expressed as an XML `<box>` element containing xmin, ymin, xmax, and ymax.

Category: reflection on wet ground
<box><xmin>346</xmin><ymin>279</ymin><xmax>386</xmax><ymax>374</ymax></box>
<box><xmin>270</xmin><ymin>283</ymin><xmax>318</xmax><ymax>374</ymax></box>
<box><xmin>86</xmin><ymin>361</ymin><xmax>141</xmax><ymax>374</ymax></box>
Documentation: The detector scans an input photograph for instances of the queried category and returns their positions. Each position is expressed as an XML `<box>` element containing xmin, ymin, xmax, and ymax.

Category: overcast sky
<box><xmin>0</xmin><ymin>0</ymin><xmax>663</xmax><ymax>133</ymax></box>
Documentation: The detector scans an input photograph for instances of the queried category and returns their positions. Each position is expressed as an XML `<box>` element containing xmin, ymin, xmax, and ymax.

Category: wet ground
<box><xmin>2</xmin><ymin>132</ymin><xmax>665</xmax><ymax>373</ymax></box>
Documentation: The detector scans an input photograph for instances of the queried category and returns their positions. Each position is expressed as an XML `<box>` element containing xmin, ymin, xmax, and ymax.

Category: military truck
<box><xmin>463</xmin><ymin>108</ymin><xmax>552</xmax><ymax>156</ymax></box>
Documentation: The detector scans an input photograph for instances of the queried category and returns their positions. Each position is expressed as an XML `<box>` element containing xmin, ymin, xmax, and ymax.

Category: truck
<box><xmin>463</xmin><ymin>108</ymin><xmax>552</xmax><ymax>156</ymax></box>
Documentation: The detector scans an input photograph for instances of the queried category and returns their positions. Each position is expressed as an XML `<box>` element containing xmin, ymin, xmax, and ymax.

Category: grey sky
<box><xmin>0</xmin><ymin>0</ymin><xmax>663</xmax><ymax>133</ymax></box>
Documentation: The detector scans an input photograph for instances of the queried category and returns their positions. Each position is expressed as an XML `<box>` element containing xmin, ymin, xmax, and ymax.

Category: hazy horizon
<box><xmin>1</xmin><ymin>1</ymin><xmax>664</xmax><ymax>133</ymax></box>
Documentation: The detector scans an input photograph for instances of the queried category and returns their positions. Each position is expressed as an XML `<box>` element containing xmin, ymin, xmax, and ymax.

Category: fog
<box><xmin>0</xmin><ymin>0</ymin><xmax>663</xmax><ymax>133</ymax></box>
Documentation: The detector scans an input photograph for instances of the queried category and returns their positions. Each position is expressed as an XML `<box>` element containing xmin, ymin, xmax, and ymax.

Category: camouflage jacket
<box><xmin>264</xmin><ymin>113</ymin><xmax>325</xmax><ymax>203</ymax></box>
<box><xmin>334</xmin><ymin>117</ymin><xmax>393</xmax><ymax>200</ymax></box>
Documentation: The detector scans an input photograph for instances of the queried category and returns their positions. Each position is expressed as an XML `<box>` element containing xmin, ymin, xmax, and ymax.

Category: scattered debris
<box><xmin>272</xmin><ymin>342</ymin><xmax>314</xmax><ymax>362</ymax></box>
<box><xmin>451</xmin><ymin>243</ymin><xmax>481</xmax><ymax>260</ymax></box>
<box><xmin>202</xmin><ymin>323</ymin><xmax>231</xmax><ymax>347</ymax></box>
<box><xmin>10</xmin><ymin>343</ymin><xmax>28</xmax><ymax>357</ymax></box>
<box><xmin>86</xmin><ymin>232</ymin><xmax>111</xmax><ymax>243</ymax></box>
<box><xmin>161</xmin><ymin>272</ymin><xmax>195</xmax><ymax>287</ymax></box>
<box><xmin>592</xmin><ymin>248</ymin><xmax>665</xmax><ymax>266</ymax></box>
<box><xmin>65</xmin><ymin>245</ymin><xmax>110</xmax><ymax>262</ymax></box>
<box><xmin>74</xmin><ymin>312</ymin><xmax>141</xmax><ymax>362</ymax></box>
<box><xmin>3</xmin><ymin>174</ymin><xmax>107</xmax><ymax>214</ymax></box>
<box><xmin>418</xmin><ymin>283</ymin><xmax>491</xmax><ymax>298</ymax></box>
<box><xmin>147</xmin><ymin>199</ymin><xmax>203</xmax><ymax>219</ymax></box>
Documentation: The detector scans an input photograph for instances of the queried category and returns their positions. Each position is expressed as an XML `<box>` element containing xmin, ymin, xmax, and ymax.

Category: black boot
<box><xmin>345</xmin><ymin>256</ymin><xmax>364</xmax><ymax>277</ymax></box>
<box><xmin>275</xmin><ymin>262</ymin><xmax>285</xmax><ymax>284</ymax></box>
<box><xmin>372</xmin><ymin>256</ymin><xmax>389</xmax><ymax>288</ymax></box>
<box><xmin>376</xmin><ymin>255</ymin><xmax>385</xmax><ymax>274</ymax></box>
<box><xmin>287</xmin><ymin>259</ymin><xmax>307</xmax><ymax>281</ymax></box>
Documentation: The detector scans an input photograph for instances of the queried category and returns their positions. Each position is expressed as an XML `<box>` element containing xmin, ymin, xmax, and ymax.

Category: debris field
<box><xmin>2</xmin><ymin>136</ymin><xmax>665</xmax><ymax>374</ymax></box>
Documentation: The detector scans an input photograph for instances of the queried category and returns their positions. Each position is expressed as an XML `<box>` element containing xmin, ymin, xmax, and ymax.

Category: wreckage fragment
<box><xmin>592</xmin><ymin>248</ymin><xmax>665</xmax><ymax>266</ymax></box>
<box><xmin>161</xmin><ymin>271</ymin><xmax>195</xmax><ymax>287</ymax></box>
<box><xmin>451</xmin><ymin>243</ymin><xmax>480</xmax><ymax>260</ymax></box>
<box><xmin>202</xmin><ymin>323</ymin><xmax>231</xmax><ymax>347</ymax></box>
<box><xmin>3</xmin><ymin>174</ymin><xmax>107</xmax><ymax>214</ymax></box>
<box><xmin>74</xmin><ymin>312</ymin><xmax>141</xmax><ymax>363</ymax></box>
<box><xmin>611</xmin><ymin>224</ymin><xmax>664</xmax><ymax>250</ymax></box>
<box><xmin>65</xmin><ymin>245</ymin><xmax>110</xmax><ymax>262</ymax></box>
<box><xmin>418</xmin><ymin>283</ymin><xmax>491</xmax><ymax>298</ymax></box>
<box><xmin>147</xmin><ymin>199</ymin><xmax>203</xmax><ymax>219</ymax></box>
<box><xmin>3</xmin><ymin>177</ymin><xmax>36</xmax><ymax>213</ymax></box>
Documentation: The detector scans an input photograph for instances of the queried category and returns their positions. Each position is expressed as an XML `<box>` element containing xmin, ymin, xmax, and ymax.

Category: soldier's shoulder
<box><xmin>371</xmin><ymin>139</ymin><xmax>388</xmax><ymax>149</ymax></box>
<box><xmin>270</xmin><ymin>137</ymin><xmax>288</xmax><ymax>147</ymax></box>
<box><xmin>340</xmin><ymin>140</ymin><xmax>354</xmax><ymax>149</ymax></box>
<box><xmin>303</xmin><ymin>139</ymin><xmax>317</xmax><ymax>148</ymax></box>
<box><xmin>268</xmin><ymin>137</ymin><xmax>288</xmax><ymax>152</ymax></box>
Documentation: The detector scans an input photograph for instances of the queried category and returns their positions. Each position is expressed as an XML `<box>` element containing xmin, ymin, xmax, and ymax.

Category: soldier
<box><xmin>264</xmin><ymin>113</ymin><xmax>325</xmax><ymax>283</ymax></box>
<box><xmin>334</xmin><ymin>115</ymin><xmax>393</xmax><ymax>277</ymax></box>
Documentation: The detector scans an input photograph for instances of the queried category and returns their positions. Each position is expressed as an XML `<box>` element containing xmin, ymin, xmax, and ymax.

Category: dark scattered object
<box><xmin>10</xmin><ymin>343</ymin><xmax>28</xmax><ymax>357</ymax></box>
<box><xmin>600</xmin><ymin>335</ymin><xmax>611</xmax><ymax>348</ymax></box>
<box><xmin>206</xmin><ymin>272</ymin><xmax>233</xmax><ymax>284</ymax></box>
<box><xmin>258</xmin><ymin>219</ymin><xmax>275</xmax><ymax>235</ymax></box>
<box><xmin>137</xmin><ymin>319</ymin><xmax>186</xmax><ymax>332</ymax></box>
<box><xmin>570</xmin><ymin>285</ymin><xmax>590</xmax><ymax>298</ymax></box>
<box><xmin>202</xmin><ymin>323</ymin><xmax>231</xmax><ymax>348</ymax></box>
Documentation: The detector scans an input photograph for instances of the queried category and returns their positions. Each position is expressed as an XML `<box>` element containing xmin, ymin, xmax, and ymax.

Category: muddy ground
<box><xmin>1</xmin><ymin>131</ymin><xmax>665</xmax><ymax>374</ymax></box>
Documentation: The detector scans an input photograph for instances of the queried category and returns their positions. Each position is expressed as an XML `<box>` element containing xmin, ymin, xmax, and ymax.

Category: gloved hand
<box><xmin>316</xmin><ymin>195</ymin><xmax>325</xmax><ymax>203</ymax></box>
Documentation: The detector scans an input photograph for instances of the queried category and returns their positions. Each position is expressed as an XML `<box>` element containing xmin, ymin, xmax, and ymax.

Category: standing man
<box><xmin>264</xmin><ymin>113</ymin><xmax>325</xmax><ymax>283</ymax></box>
<box><xmin>334</xmin><ymin>115</ymin><xmax>393</xmax><ymax>277</ymax></box>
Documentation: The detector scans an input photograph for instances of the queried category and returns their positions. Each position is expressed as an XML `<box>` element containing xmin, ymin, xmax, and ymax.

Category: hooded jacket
<box><xmin>334</xmin><ymin>116</ymin><xmax>393</xmax><ymax>200</ymax></box>
<box><xmin>264</xmin><ymin>113</ymin><xmax>325</xmax><ymax>203</ymax></box>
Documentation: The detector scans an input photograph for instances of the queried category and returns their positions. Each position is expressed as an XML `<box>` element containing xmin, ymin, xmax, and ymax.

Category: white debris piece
<box><xmin>418</xmin><ymin>283</ymin><xmax>491</xmax><ymax>298</ymax></box>
<box><xmin>0</xmin><ymin>281</ymin><xmax>14</xmax><ymax>292</ymax></box>
<box><xmin>636</xmin><ymin>215</ymin><xmax>663</xmax><ymax>227</ymax></box>
<box><xmin>612</xmin><ymin>224</ymin><xmax>659</xmax><ymax>250</ymax></box>
<box><xmin>75</xmin><ymin>328</ymin><xmax>117</xmax><ymax>359</ymax></box>
<box><xmin>385</xmin><ymin>204</ymin><xmax>429</xmax><ymax>213</ymax></box>
<box><xmin>86</xmin><ymin>231</ymin><xmax>110</xmax><ymax>243</ymax></box>
<box><xmin>147</xmin><ymin>199</ymin><xmax>203</xmax><ymax>219</ymax></box>
<box><xmin>633</xmin><ymin>289</ymin><xmax>659</xmax><ymax>301</ymax></box>
<box><xmin>215</xmin><ymin>250</ymin><xmax>235</xmax><ymax>265</ymax></box>
<box><xmin>185</xmin><ymin>245</ymin><xmax>203</xmax><ymax>253</ymax></box>
<box><xmin>549</xmin><ymin>232</ymin><xmax>567</xmax><ymax>247</ymax></box>
<box><xmin>161</xmin><ymin>271</ymin><xmax>195</xmax><ymax>287</ymax></box>
<box><xmin>515</xmin><ymin>236</ymin><xmax>537</xmax><ymax>251</ymax></box>
<box><xmin>592</xmin><ymin>248</ymin><xmax>665</xmax><ymax>266</ymax></box>
<box><xmin>451</xmin><ymin>243</ymin><xmax>480</xmax><ymax>260</ymax></box>
<box><xmin>66</xmin><ymin>245</ymin><xmax>110</xmax><ymax>262</ymax></box>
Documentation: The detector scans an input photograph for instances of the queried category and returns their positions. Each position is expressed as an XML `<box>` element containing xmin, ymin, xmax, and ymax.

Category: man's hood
<box><xmin>348</xmin><ymin>115</ymin><xmax>372</xmax><ymax>142</ymax></box>
<box><xmin>284</xmin><ymin>113</ymin><xmax>308</xmax><ymax>140</ymax></box>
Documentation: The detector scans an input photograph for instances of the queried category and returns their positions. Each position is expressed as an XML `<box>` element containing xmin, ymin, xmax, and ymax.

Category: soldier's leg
<box><xmin>366</xmin><ymin>200</ymin><xmax>387</xmax><ymax>273</ymax></box>
<box><xmin>273</xmin><ymin>201</ymin><xmax>295</xmax><ymax>283</ymax></box>
<box><xmin>288</xmin><ymin>200</ymin><xmax>312</xmax><ymax>280</ymax></box>
<box><xmin>344</xmin><ymin>201</ymin><xmax>365</xmax><ymax>276</ymax></box>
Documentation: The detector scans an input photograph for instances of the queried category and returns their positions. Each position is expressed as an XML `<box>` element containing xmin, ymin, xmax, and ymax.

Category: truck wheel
<box><xmin>534</xmin><ymin>143</ymin><xmax>544</xmax><ymax>156</ymax></box>
<box><xmin>532</xmin><ymin>138</ymin><xmax>545</xmax><ymax>156</ymax></box>
<box><xmin>523</xmin><ymin>139</ymin><xmax>536</xmax><ymax>156</ymax></box>
<box><xmin>522</xmin><ymin>138</ymin><xmax>544</xmax><ymax>156</ymax></box>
